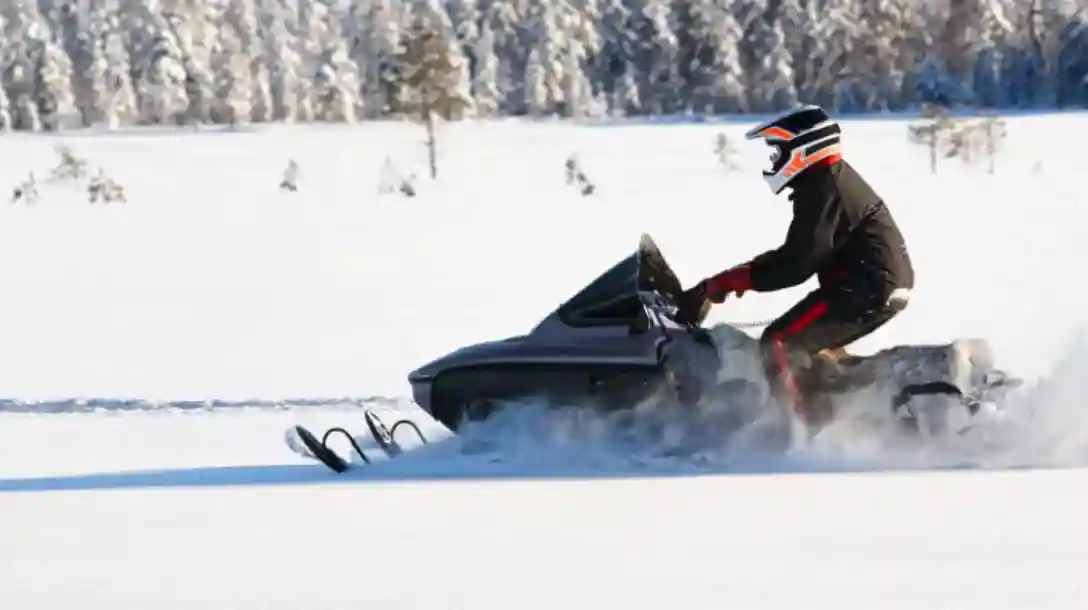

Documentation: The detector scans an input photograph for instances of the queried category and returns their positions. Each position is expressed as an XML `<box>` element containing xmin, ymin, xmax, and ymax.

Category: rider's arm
<box><xmin>748</xmin><ymin>188</ymin><xmax>839</xmax><ymax>291</ymax></box>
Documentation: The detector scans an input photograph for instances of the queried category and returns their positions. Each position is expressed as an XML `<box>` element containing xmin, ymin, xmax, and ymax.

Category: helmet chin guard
<box><xmin>745</xmin><ymin>105</ymin><xmax>843</xmax><ymax>194</ymax></box>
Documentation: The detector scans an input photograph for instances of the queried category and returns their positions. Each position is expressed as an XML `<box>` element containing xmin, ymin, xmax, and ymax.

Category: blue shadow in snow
<box><xmin>0</xmin><ymin>464</ymin><xmax>350</xmax><ymax>492</ymax></box>
<box><xmin>0</xmin><ymin>463</ymin><xmax>740</xmax><ymax>493</ymax></box>
<box><xmin>0</xmin><ymin>449</ymin><xmax>1057</xmax><ymax>494</ymax></box>
<box><xmin>0</xmin><ymin>451</ymin><xmax>812</xmax><ymax>492</ymax></box>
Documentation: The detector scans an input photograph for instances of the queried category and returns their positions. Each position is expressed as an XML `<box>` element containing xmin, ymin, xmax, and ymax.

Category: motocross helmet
<box><xmin>745</xmin><ymin>105</ymin><xmax>842</xmax><ymax>194</ymax></box>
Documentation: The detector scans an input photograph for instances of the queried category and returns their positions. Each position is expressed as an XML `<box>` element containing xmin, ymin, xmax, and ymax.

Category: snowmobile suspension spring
<box><xmin>321</xmin><ymin>427</ymin><xmax>375</xmax><ymax>464</ymax></box>
<box><xmin>389</xmin><ymin>419</ymin><xmax>428</xmax><ymax>445</ymax></box>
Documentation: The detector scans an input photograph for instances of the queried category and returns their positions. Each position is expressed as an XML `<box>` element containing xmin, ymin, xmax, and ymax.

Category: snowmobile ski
<box><xmin>285</xmin><ymin>409</ymin><xmax>431</xmax><ymax>474</ymax></box>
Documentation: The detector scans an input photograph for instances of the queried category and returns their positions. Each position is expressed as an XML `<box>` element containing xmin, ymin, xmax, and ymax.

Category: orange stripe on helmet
<box><xmin>781</xmin><ymin>143</ymin><xmax>842</xmax><ymax>179</ymax></box>
<box><xmin>758</xmin><ymin>126</ymin><xmax>795</xmax><ymax>141</ymax></box>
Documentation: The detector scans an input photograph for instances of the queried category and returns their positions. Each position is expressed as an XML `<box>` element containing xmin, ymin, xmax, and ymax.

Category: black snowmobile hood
<box><xmin>555</xmin><ymin>234</ymin><xmax>685</xmax><ymax>327</ymax></box>
<box><xmin>406</xmin><ymin>234</ymin><xmax>686</xmax><ymax>386</ymax></box>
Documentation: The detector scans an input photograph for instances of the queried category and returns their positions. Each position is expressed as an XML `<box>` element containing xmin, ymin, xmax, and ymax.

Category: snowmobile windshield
<box><xmin>557</xmin><ymin>234</ymin><xmax>684</xmax><ymax>327</ymax></box>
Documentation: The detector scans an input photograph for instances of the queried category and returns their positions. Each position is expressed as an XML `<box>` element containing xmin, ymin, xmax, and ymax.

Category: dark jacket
<box><xmin>749</xmin><ymin>159</ymin><xmax>914</xmax><ymax>304</ymax></box>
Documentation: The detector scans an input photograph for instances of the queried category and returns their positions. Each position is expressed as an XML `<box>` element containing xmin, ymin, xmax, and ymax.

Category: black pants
<box><xmin>759</xmin><ymin>286</ymin><xmax>908</xmax><ymax>424</ymax></box>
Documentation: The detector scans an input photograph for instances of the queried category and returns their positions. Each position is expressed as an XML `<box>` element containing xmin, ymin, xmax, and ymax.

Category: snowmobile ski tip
<box><xmin>289</xmin><ymin>425</ymin><xmax>352</xmax><ymax>473</ymax></box>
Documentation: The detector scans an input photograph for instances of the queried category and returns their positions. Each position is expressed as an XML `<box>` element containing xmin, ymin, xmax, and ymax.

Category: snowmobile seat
<box><xmin>809</xmin><ymin>348</ymin><xmax>878</xmax><ymax>393</ymax></box>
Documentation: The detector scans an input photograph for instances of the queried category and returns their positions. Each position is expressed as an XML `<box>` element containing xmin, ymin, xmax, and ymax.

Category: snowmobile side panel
<box><xmin>409</xmin><ymin>328</ymin><xmax>685</xmax><ymax>423</ymax></box>
<box><xmin>425</xmin><ymin>362</ymin><xmax>669</xmax><ymax>431</ymax></box>
<box><xmin>410</xmin><ymin>330</ymin><xmax>667</xmax><ymax>383</ymax></box>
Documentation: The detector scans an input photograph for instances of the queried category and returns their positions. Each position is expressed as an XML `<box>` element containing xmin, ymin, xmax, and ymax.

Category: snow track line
<box><xmin>0</xmin><ymin>396</ymin><xmax>411</xmax><ymax>414</ymax></box>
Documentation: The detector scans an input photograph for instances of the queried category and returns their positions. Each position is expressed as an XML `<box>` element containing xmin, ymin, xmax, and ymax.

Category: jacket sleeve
<box><xmin>748</xmin><ymin>189</ymin><xmax>840</xmax><ymax>291</ymax></box>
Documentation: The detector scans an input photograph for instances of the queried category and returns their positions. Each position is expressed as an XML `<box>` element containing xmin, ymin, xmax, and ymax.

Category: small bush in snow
<box><xmin>976</xmin><ymin>116</ymin><xmax>1007</xmax><ymax>174</ymax></box>
<box><xmin>714</xmin><ymin>133</ymin><xmax>739</xmax><ymax>171</ymax></box>
<box><xmin>378</xmin><ymin>157</ymin><xmax>417</xmax><ymax>198</ymax></box>
<box><xmin>47</xmin><ymin>145</ymin><xmax>89</xmax><ymax>184</ymax></box>
<box><xmin>907</xmin><ymin>110</ymin><xmax>963</xmax><ymax>174</ymax></box>
<box><xmin>564</xmin><ymin>155</ymin><xmax>595</xmax><ymax>196</ymax></box>
<box><xmin>279</xmin><ymin>160</ymin><xmax>299</xmax><ymax>192</ymax></box>
<box><xmin>911</xmin><ymin>114</ymin><xmax>1007</xmax><ymax>175</ymax></box>
<box><xmin>908</xmin><ymin>102</ymin><xmax>1008</xmax><ymax>175</ymax></box>
<box><xmin>88</xmin><ymin>169</ymin><xmax>125</xmax><ymax>204</ymax></box>
<box><xmin>11</xmin><ymin>172</ymin><xmax>39</xmax><ymax>204</ymax></box>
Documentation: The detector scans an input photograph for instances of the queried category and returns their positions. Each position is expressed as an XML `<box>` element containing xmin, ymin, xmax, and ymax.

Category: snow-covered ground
<box><xmin>1</xmin><ymin>115</ymin><xmax>1087</xmax><ymax>608</ymax></box>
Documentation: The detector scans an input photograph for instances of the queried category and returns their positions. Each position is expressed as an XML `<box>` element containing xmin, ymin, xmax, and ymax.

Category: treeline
<box><xmin>0</xmin><ymin>0</ymin><xmax>1085</xmax><ymax>131</ymax></box>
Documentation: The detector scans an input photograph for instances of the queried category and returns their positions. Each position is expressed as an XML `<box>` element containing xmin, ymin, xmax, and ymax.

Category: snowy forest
<box><xmin>1</xmin><ymin>0</ymin><xmax>1087</xmax><ymax>131</ymax></box>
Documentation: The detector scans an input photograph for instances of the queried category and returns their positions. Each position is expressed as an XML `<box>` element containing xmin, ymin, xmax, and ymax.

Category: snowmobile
<box><xmin>287</xmin><ymin>233</ymin><xmax>1021</xmax><ymax>473</ymax></box>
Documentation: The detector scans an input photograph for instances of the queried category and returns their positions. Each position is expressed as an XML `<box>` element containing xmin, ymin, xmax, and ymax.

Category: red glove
<box><xmin>704</xmin><ymin>264</ymin><xmax>753</xmax><ymax>302</ymax></box>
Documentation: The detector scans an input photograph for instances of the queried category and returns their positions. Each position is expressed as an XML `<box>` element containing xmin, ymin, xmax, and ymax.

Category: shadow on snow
<box><xmin>0</xmin><ymin>450</ymin><xmax>1054</xmax><ymax>495</ymax></box>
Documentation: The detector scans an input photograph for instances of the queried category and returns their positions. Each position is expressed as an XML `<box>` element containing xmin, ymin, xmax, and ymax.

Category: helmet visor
<box><xmin>763</xmin><ymin>141</ymin><xmax>787</xmax><ymax>176</ymax></box>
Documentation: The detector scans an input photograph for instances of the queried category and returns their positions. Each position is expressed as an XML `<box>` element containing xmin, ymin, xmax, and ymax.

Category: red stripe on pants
<box><xmin>772</xmin><ymin>300</ymin><xmax>829</xmax><ymax>420</ymax></box>
<box><xmin>770</xmin><ymin>336</ymin><xmax>804</xmax><ymax>416</ymax></box>
<box><xmin>785</xmin><ymin>300</ymin><xmax>829</xmax><ymax>335</ymax></box>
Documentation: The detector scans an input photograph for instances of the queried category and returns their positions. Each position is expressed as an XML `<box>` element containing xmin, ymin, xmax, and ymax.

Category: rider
<box><xmin>691</xmin><ymin>104</ymin><xmax>915</xmax><ymax>426</ymax></box>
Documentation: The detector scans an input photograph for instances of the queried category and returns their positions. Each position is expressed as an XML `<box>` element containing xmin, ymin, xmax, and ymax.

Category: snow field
<box><xmin>2</xmin><ymin>456</ymin><xmax>1087</xmax><ymax>609</ymax></box>
<box><xmin>0</xmin><ymin>115</ymin><xmax>1087</xmax><ymax>608</ymax></box>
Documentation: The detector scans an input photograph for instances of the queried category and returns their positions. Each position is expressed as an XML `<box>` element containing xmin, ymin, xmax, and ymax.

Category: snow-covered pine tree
<box><xmin>522</xmin><ymin>1</ymin><xmax>564</xmax><ymax>116</ymax></box>
<box><xmin>393</xmin><ymin>20</ymin><xmax>473</xmax><ymax>178</ymax></box>
<box><xmin>629</xmin><ymin>0</ymin><xmax>683</xmax><ymax>115</ymax></box>
<box><xmin>674</xmin><ymin>0</ymin><xmax>708</xmax><ymax>113</ymax></box>
<box><xmin>101</xmin><ymin>30</ymin><xmax>138</xmax><ymax>128</ymax></box>
<box><xmin>523</xmin><ymin>46</ymin><xmax>549</xmax><ymax>116</ymax></box>
<box><xmin>38</xmin><ymin>37</ymin><xmax>77</xmax><ymax>131</ymax></box>
<box><xmin>813</xmin><ymin>0</ymin><xmax>912</xmax><ymax>112</ymax></box>
<box><xmin>483</xmin><ymin>0</ymin><xmax>530</xmax><ymax>114</ymax></box>
<box><xmin>299</xmin><ymin>0</ymin><xmax>361</xmax><ymax>122</ymax></box>
<box><xmin>72</xmin><ymin>3</ymin><xmax>109</xmax><ymax>127</ymax></box>
<box><xmin>453</xmin><ymin>0</ymin><xmax>482</xmax><ymax>37</ymax></box>
<box><xmin>137</xmin><ymin>32</ymin><xmax>190</xmax><ymax>125</ymax></box>
<box><xmin>971</xmin><ymin>1</ymin><xmax>1017</xmax><ymax>108</ymax></box>
<box><xmin>161</xmin><ymin>0</ymin><xmax>219</xmax><ymax>125</ymax></box>
<box><xmin>686</xmin><ymin>0</ymin><xmax>747</xmax><ymax>113</ymax></box>
<box><xmin>350</xmin><ymin>0</ymin><xmax>405</xmax><ymax>118</ymax></box>
<box><xmin>1053</xmin><ymin>12</ymin><xmax>1088</xmax><ymax>106</ymax></box>
<box><xmin>1</xmin><ymin>0</ymin><xmax>49</xmax><ymax>131</ymax></box>
<box><xmin>257</xmin><ymin>0</ymin><xmax>304</xmax><ymax>122</ymax></box>
<box><xmin>119</xmin><ymin>2</ymin><xmax>190</xmax><ymax>125</ymax></box>
<box><xmin>558</xmin><ymin>0</ymin><xmax>604</xmax><ymax>117</ymax></box>
<box><xmin>858</xmin><ymin>0</ymin><xmax>919</xmax><ymax>111</ymax></box>
<box><xmin>212</xmin><ymin>21</ymin><xmax>254</xmax><ymax>125</ymax></box>
<box><xmin>749</xmin><ymin>18</ymin><xmax>798</xmax><ymax>111</ymax></box>
<box><xmin>774</xmin><ymin>0</ymin><xmax>818</xmax><ymax>104</ymax></box>
<box><xmin>593</xmin><ymin>0</ymin><xmax>637</xmax><ymax>116</ymax></box>
<box><xmin>221</xmin><ymin>0</ymin><xmax>271</xmax><ymax>122</ymax></box>
<box><xmin>473</xmin><ymin>22</ymin><xmax>502</xmax><ymax>116</ymax></box>
<box><xmin>0</xmin><ymin>0</ymin><xmax>1084</xmax><ymax>126</ymax></box>
<box><xmin>915</xmin><ymin>55</ymin><xmax>970</xmax><ymax>109</ymax></box>
<box><xmin>445</xmin><ymin>0</ymin><xmax>481</xmax><ymax>59</ymax></box>
<box><xmin>48</xmin><ymin>0</ymin><xmax>96</xmax><ymax>127</ymax></box>
<box><xmin>0</xmin><ymin>84</ymin><xmax>12</xmax><ymax>132</ymax></box>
